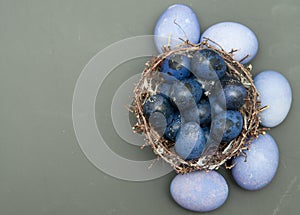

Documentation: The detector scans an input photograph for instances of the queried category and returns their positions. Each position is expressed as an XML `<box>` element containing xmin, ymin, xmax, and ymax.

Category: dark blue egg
<box><xmin>164</xmin><ymin>114</ymin><xmax>182</xmax><ymax>142</ymax></box>
<box><xmin>191</xmin><ymin>49</ymin><xmax>227</xmax><ymax>80</ymax></box>
<box><xmin>177</xmin><ymin>99</ymin><xmax>210</xmax><ymax>125</ymax></box>
<box><xmin>175</xmin><ymin>122</ymin><xmax>206</xmax><ymax>160</ymax></box>
<box><xmin>210</xmin><ymin>110</ymin><xmax>243</xmax><ymax>142</ymax></box>
<box><xmin>157</xmin><ymin>82</ymin><xmax>171</xmax><ymax>97</ymax></box>
<box><xmin>202</xmin><ymin>127</ymin><xmax>210</xmax><ymax>141</ymax></box>
<box><xmin>157</xmin><ymin>71</ymin><xmax>178</xmax><ymax>84</ymax></box>
<box><xmin>168</xmin><ymin>79</ymin><xmax>203</xmax><ymax>123</ymax></box>
<box><xmin>209</xmin><ymin>95</ymin><xmax>226</xmax><ymax>117</ymax></box>
<box><xmin>180</xmin><ymin>107</ymin><xmax>199</xmax><ymax>123</ymax></box>
<box><xmin>201</xmin><ymin>126</ymin><xmax>224</xmax><ymax>155</ymax></box>
<box><xmin>181</xmin><ymin>78</ymin><xmax>203</xmax><ymax>103</ymax></box>
<box><xmin>221</xmin><ymin>77</ymin><xmax>247</xmax><ymax>110</ymax></box>
<box><xmin>198</xmin><ymin>99</ymin><xmax>211</xmax><ymax>126</ymax></box>
<box><xmin>147</xmin><ymin>111</ymin><xmax>168</xmax><ymax>136</ymax></box>
<box><xmin>161</xmin><ymin>54</ymin><xmax>191</xmax><ymax>80</ymax></box>
<box><xmin>143</xmin><ymin>94</ymin><xmax>174</xmax><ymax>125</ymax></box>
<box><xmin>169</xmin><ymin>81</ymin><xmax>196</xmax><ymax>111</ymax></box>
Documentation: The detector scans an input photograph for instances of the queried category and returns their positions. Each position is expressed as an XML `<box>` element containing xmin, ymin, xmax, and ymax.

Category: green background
<box><xmin>1</xmin><ymin>0</ymin><xmax>299</xmax><ymax>214</ymax></box>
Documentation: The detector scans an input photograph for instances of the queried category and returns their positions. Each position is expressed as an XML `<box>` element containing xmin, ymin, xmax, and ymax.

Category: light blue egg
<box><xmin>200</xmin><ymin>22</ymin><xmax>258</xmax><ymax>64</ymax></box>
<box><xmin>232</xmin><ymin>133</ymin><xmax>279</xmax><ymax>191</ymax></box>
<box><xmin>254</xmin><ymin>70</ymin><xmax>292</xmax><ymax>127</ymax></box>
<box><xmin>154</xmin><ymin>4</ymin><xmax>200</xmax><ymax>53</ymax></box>
<box><xmin>170</xmin><ymin>171</ymin><xmax>228</xmax><ymax>212</ymax></box>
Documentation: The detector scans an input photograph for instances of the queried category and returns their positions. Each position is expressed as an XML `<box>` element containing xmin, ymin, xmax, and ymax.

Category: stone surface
<box><xmin>254</xmin><ymin>70</ymin><xmax>292</xmax><ymax>127</ymax></box>
<box><xmin>232</xmin><ymin>133</ymin><xmax>279</xmax><ymax>190</ymax></box>
<box><xmin>200</xmin><ymin>22</ymin><xmax>258</xmax><ymax>64</ymax></box>
<box><xmin>154</xmin><ymin>4</ymin><xmax>200</xmax><ymax>52</ymax></box>
<box><xmin>170</xmin><ymin>171</ymin><xmax>228</xmax><ymax>212</ymax></box>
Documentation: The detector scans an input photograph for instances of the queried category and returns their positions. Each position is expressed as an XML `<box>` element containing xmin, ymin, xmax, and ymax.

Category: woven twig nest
<box><xmin>131</xmin><ymin>39</ymin><xmax>268</xmax><ymax>174</ymax></box>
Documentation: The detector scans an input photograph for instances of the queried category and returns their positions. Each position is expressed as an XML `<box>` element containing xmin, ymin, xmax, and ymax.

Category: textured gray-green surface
<box><xmin>1</xmin><ymin>0</ymin><xmax>299</xmax><ymax>214</ymax></box>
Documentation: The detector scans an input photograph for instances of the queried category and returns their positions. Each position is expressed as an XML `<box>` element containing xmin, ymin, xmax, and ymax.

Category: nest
<box><xmin>131</xmin><ymin>39</ymin><xmax>268</xmax><ymax>174</ymax></box>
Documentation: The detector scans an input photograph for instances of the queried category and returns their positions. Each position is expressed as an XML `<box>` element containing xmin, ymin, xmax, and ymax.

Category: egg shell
<box><xmin>170</xmin><ymin>171</ymin><xmax>229</xmax><ymax>212</ymax></box>
<box><xmin>154</xmin><ymin>4</ymin><xmax>200</xmax><ymax>53</ymax></box>
<box><xmin>191</xmin><ymin>48</ymin><xmax>227</xmax><ymax>80</ymax></box>
<box><xmin>254</xmin><ymin>70</ymin><xmax>292</xmax><ymax>127</ymax></box>
<box><xmin>200</xmin><ymin>22</ymin><xmax>258</xmax><ymax>64</ymax></box>
<box><xmin>210</xmin><ymin>110</ymin><xmax>244</xmax><ymax>143</ymax></box>
<box><xmin>232</xmin><ymin>133</ymin><xmax>279</xmax><ymax>191</ymax></box>
<box><xmin>175</xmin><ymin>122</ymin><xmax>206</xmax><ymax>160</ymax></box>
<box><xmin>160</xmin><ymin>54</ymin><xmax>191</xmax><ymax>80</ymax></box>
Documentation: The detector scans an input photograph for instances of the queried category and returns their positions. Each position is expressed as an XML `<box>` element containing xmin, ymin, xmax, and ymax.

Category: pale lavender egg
<box><xmin>154</xmin><ymin>4</ymin><xmax>200</xmax><ymax>53</ymax></box>
<box><xmin>254</xmin><ymin>70</ymin><xmax>292</xmax><ymax>127</ymax></box>
<box><xmin>170</xmin><ymin>171</ymin><xmax>228</xmax><ymax>212</ymax></box>
<box><xmin>232</xmin><ymin>133</ymin><xmax>279</xmax><ymax>191</ymax></box>
<box><xmin>200</xmin><ymin>22</ymin><xmax>258</xmax><ymax>64</ymax></box>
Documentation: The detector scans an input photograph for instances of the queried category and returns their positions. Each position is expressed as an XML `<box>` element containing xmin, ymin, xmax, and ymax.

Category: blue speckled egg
<box><xmin>154</xmin><ymin>4</ymin><xmax>200</xmax><ymax>53</ymax></box>
<box><xmin>202</xmin><ymin>126</ymin><xmax>210</xmax><ymax>141</ymax></box>
<box><xmin>175</xmin><ymin>122</ymin><xmax>206</xmax><ymax>160</ymax></box>
<box><xmin>170</xmin><ymin>171</ymin><xmax>228</xmax><ymax>212</ymax></box>
<box><xmin>191</xmin><ymin>49</ymin><xmax>227</xmax><ymax>80</ymax></box>
<box><xmin>182</xmin><ymin>78</ymin><xmax>203</xmax><ymax>103</ymax></box>
<box><xmin>169</xmin><ymin>81</ymin><xmax>196</xmax><ymax>110</ymax></box>
<box><xmin>198</xmin><ymin>99</ymin><xmax>211</xmax><ymax>126</ymax></box>
<box><xmin>221</xmin><ymin>76</ymin><xmax>248</xmax><ymax>110</ymax></box>
<box><xmin>157</xmin><ymin>82</ymin><xmax>171</xmax><ymax>97</ymax></box>
<box><xmin>210</xmin><ymin>110</ymin><xmax>243</xmax><ymax>142</ymax></box>
<box><xmin>200</xmin><ymin>22</ymin><xmax>258</xmax><ymax>64</ymax></box>
<box><xmin>164</xmin><ymin>114</ymin><xmax>182</xmax><ymax>142</ymax></box>
<box><xmin>180</xmin><ymin>107</ymin><xmax>199</xmax><ymax>123</ymax></box>
<box><xmin>161</xmin><ymin>54</ymin><xmax>191</xmax><ymax>80</ymax></box>
<box><xmin>232</xmin><ymin>133</ymin><xmax>279</xmax><ymax>190</ymax></box>
<box><xmin>254</xmin><ymin>70</ymin><xmax>292</xmax><ymax>127</ymax></box>
<box><xmin>143</xmin><ymin>94</ymin><xmax>175</xmax><ymax>124</ymax></box>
